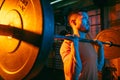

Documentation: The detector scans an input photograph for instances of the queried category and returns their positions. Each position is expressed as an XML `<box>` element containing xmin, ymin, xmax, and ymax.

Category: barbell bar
<box><xmin>0</xmin><ymin>24</ymin><xmax>120</xmax><ymax>48</ymax></box>
<box><xmin>54</xmin><ymin>34</ymin><xmax>120</xmax><ymax>47</ymax></box>
<box><xmin>0</xmin><ymin>24</ymin><xmax>42</xmax><ymax>47</ymax></box>
<box><xmin>1</xmin><ymin>25</ymin><xmax>120</xmax><ymax>48</ymax></box>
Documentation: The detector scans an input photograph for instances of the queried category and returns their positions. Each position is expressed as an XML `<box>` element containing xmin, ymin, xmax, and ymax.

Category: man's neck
<box><xmin>73</xmin><ymin>29</ymin><xmax>80</xmax><ymax>37</ymax></box>
<box><xmin>73</xmin><ymin>29</ymin><xmax>86</xmax><ymax>38</ymax></box>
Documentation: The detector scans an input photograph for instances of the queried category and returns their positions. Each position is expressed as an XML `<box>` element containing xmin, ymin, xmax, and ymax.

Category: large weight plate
<box><xmin>0</xmin><ymin>0</ymin><xmax>54</xmax><ymax>80</ymax></box>
<box><xmin>95</xmin><ymin>29</ymin><xmax>120</xmax><ymax>59</ymax></box>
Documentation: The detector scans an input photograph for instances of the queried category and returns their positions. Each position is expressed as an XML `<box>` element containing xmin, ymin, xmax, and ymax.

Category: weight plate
<box><xmin>0</xmin><ymin>10</ymin><xmax>22</xmax><ymax>53</ymax></box>
<box><xmin>95</xmin><ymin>29</ymin><xmax>120</xmax><ymax>59</ymax></box>
<box><xmin>0</xmin><ymin>0</ymin><xmax>54</xmax><ymax>80</ymax></box>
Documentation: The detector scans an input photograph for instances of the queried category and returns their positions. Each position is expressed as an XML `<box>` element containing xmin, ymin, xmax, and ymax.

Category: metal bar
<box><xmin>0</xmin><ymin>24</ymin><xmax>42</xmax><ymax>47</ymax></box>
<box><xmin>0</xmin><ymin>24</ymin><xmax>13</xmax><ymax>36</ymax></box>
<box><xmin>0</xmin><ymin>0</ymin><xmax>5</xmax><ymax>10</ymax></box>
<box><xmin>54</xmin><ymin>34</ymin><xmax>120</xmax><ymax>47</ymax></box>
<box><xmin>54</xmin><ymin>34</ymin><xmax>74</xmax><ymax>40</ymax></box>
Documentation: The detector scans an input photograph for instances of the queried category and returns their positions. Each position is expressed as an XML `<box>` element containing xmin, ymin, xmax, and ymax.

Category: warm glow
<box><xmin>0</xmin><ymin>10</ymin><xmax>22</xmax><ymax>53</ymax></box>
<box><xmin>7</xmin><ymin>36</ymin><xmax>12</xmax><ymax>39</ymax></box>
<box><xmin>0</xmin><ymin>0</ymin><xmax>43</xmax><ymax>79</ymax></box>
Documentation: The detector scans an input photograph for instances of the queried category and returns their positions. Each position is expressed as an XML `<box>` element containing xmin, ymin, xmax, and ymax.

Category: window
<box><xmin>88</xmin><ymin>9</ymin><xmax>101</xmax><ymax>39</ymax></box>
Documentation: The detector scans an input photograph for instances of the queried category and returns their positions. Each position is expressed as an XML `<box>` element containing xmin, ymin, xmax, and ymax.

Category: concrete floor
<box><xmin>31</xmin><ymin>66</ymin><xmax>120</xmax><ymax>80</ymax></box>
<box><xmin>31</xmin><ymin>66</ymin><xmax>65</xmax><ymax>80</ymax></box>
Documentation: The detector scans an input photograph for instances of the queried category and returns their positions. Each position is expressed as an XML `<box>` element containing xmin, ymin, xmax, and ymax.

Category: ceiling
<box><xmin>50</xmin><ymin>0</ymin><xmax>95</xmax><ymax>14</ymax></box>
<box><xmin>49</xmin><ymin>0</ymin><xmax>96</xmax><ymax>25</ymax></box>
<box><xmin>50</xmin><ymin>0</ymin><xmax>117</xmax><ymax>14</ymax></box>
<box><xmin>49</xmin><ymin>0</ymin><xmax>117</xmax><ymax>25</ymax></box>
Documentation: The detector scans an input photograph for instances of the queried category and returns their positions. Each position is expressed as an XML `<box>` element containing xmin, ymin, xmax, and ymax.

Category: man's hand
<box><xmin>93</xmin><ymin>39</ymin><xmax>103</xmax><ymax>47</ymax></box>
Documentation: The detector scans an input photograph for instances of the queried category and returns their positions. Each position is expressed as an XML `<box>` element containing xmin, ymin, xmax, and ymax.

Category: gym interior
<box><xmin>0</xmin><ymin>0</ymin><xmax>120</xmax><ymax>80</ymax></box>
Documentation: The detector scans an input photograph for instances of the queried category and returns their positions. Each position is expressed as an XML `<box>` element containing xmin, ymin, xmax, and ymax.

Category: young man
<box><xmin>60</xmin><ymin>11</ymin><xmax>104</xmax><ymax>80</ymax></box>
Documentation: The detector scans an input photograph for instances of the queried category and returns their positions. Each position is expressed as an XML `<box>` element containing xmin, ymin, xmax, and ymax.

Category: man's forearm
<box><xmin>97</xmin><ymin>46</ymin><xmax>104</xmax><ymax>71</ymax></box>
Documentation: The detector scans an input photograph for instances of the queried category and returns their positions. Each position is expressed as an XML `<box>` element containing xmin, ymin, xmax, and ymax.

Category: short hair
<box><xmin>67</xmin><ymin>11</ymin><xmax>78</xmax><ymax>22</ymax></box>
<box><xmin>67</xmin><ymin>10</ymin><xmax>87</xmax><ymax>19</ymax></box>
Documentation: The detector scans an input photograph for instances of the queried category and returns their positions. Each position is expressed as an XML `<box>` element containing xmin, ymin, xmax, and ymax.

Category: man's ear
<box><xmin>71</xmin><ymin>20</ymin><xmax>76</xmax><ymax>25</ymax></box>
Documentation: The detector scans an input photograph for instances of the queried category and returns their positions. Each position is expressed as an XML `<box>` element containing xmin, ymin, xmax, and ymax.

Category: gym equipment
<box><xmin>0</xmin><ymin>0</ymin><xmax>54</xmax><ymax>80</ymax></box>
<box><xmin>96</xmin><ymin>28</ymin><xmax>120</xmax><ymax>59</ymax></box>
<box><xmin>0</xmin><ymin>0</ymin><xmax>120</xmax><ymax>80</ymax></box>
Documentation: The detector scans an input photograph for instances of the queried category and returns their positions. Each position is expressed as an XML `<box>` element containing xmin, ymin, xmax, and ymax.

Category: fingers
<box><xmin>93</xmin><ymin>39</ymin><xmax>103</xmax><ymax>47</ymax></box>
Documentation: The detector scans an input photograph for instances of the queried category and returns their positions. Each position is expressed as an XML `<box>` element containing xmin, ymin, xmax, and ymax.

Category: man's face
<box><xmin>79</xmin><ymin>12</ymin><xmax>90</xmax><ymax>33</ymax></box>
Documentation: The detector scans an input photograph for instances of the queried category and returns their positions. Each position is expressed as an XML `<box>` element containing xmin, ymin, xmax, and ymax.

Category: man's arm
<box><xmin>60</xmin><ymin>40</ymin><xmax>72</xmax><ymax>62</ymax></box>
<box><xmin>60</xmin><ymin>38</ymin><xmax>82</xmax><ymax>80</ymax></box>
<box><xmin>60</xmin><ymin>40</ymin><xmax>74</xmax><ymax>80</ymax></box>
<box><xmin>95</xmin><ymin>40</ymin><xmax>105</xmax><ymax>71</ymax></box>
<box><xmin>72</xmin><ymin>36</ymin><xmax>82</xmax><ymax>80</ymax></box>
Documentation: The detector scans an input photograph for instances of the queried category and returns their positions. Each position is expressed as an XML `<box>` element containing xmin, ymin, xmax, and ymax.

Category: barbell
<box><xmin>0</xmin><ymin>0</ymin><xmax>120</xmax><ymax>80</ymax></box>
<box><xmin>0</xmin><ymin>0</ymin><xmax>54</xmax><ymax>80</ymax></box>
<box><xmin>55</xmin><ymin>34</ymin><xmax>120</xmax><ymax>47</ymax></box>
